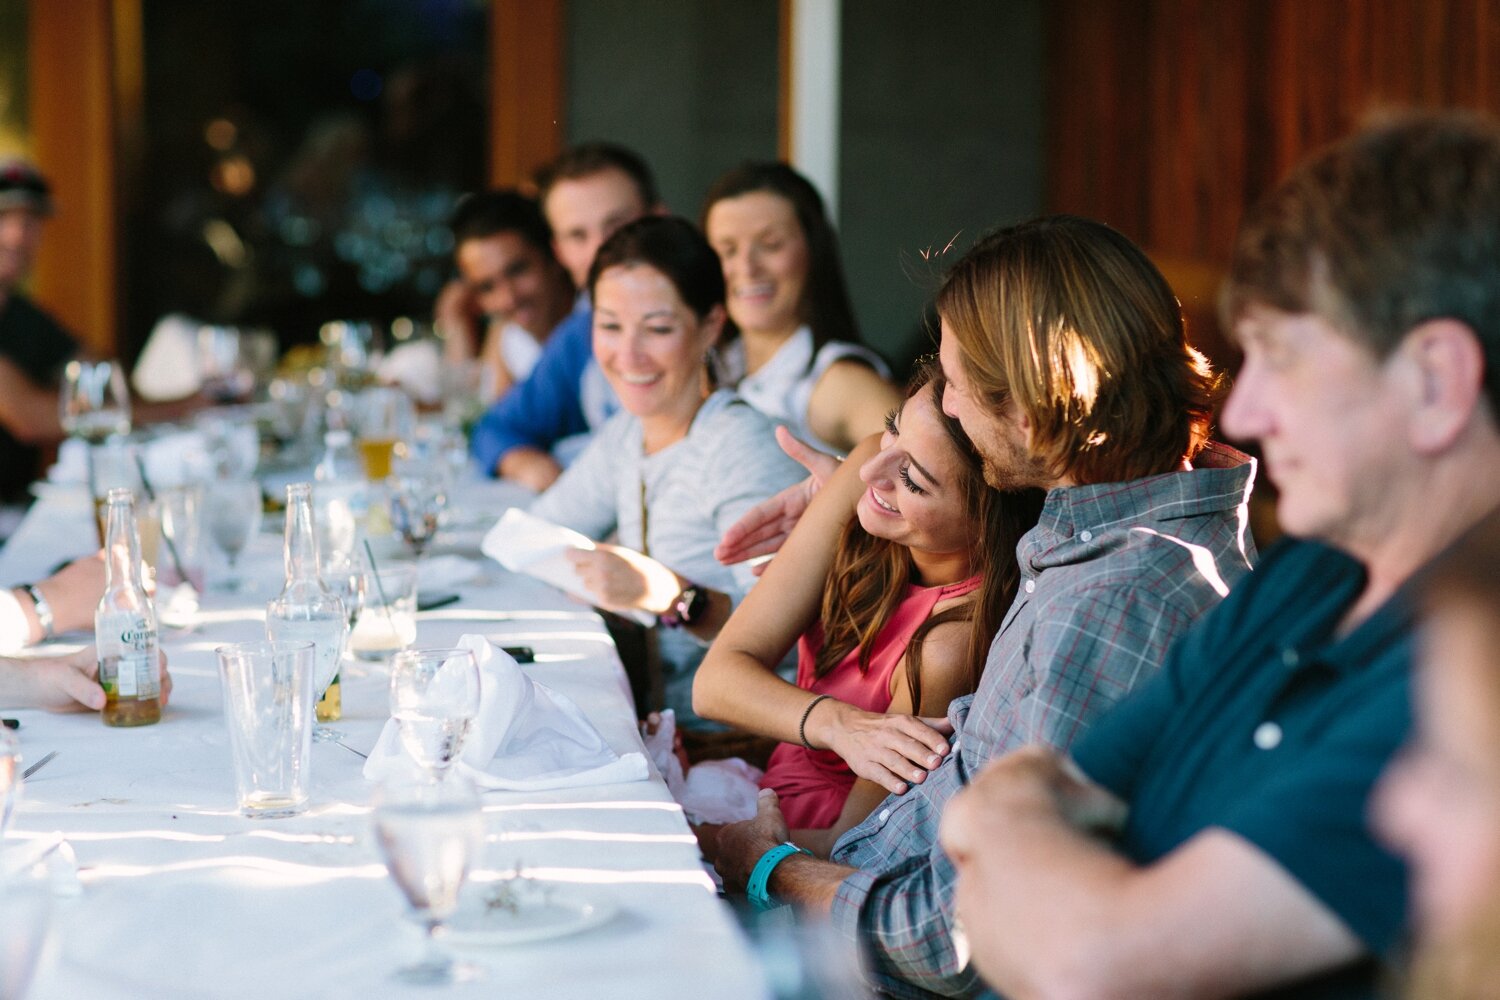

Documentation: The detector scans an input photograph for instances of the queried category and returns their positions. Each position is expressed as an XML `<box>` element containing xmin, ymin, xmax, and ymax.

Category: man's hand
<box><xmin>37</xmin><ymin>552</ymin><xmax>106</xmax><ymax>634</ymax></box>
<box><xmin>4</xmin><ymin>647</ymin><xmax>174</xmax><ymax>714</ymax></box>
<box><xmin>715</xmin><ymin>788</ymin><xmax>792</xmax><ymax>893</ymax></box>
<box><xmin>813</xmin><ymin>699</ymin><xmax>955</xmax><ymax>796</ymax></box>
<box><xmin>942</xmin><ymin>747</ymin><xmax>1126</xmax><ymax>871</ymax></box>
<box><xmin>714</xmin><ymin>428</ymin><xmax>840</xmax><ymax>571</ymax></box>
<box><xmin>19</xmin><ymin>648</ymin><xmax>106</xmax><ymax>711</ymax></box>
<box><xmin>497</xmin><ymin>446</ymin><xmax>562</xmax><ymax>493</ymax></box>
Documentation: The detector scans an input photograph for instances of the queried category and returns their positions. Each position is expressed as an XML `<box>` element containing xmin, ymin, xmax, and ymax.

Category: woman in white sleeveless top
<box><xmin>703</xmin><ymin>163</ymin><xmax>901</xmax><ymax>455</ymax></box>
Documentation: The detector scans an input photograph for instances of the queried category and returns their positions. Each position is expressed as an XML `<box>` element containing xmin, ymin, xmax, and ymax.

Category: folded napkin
<box><xmin>363</xmin><ymin>634</ymin><xmax>649</xmax><ymax>791</ymax></box>
<box><xmin>49</xmin><ymin>426</ymin><xmax>255</xmax><ymax>489</ymax></box>
<box><xmin>481</xmin><ymin>508</ymin><xmax>653</xmax><ymax>626</ymax></box>
<box><xmin>417</xmin><ymin>554</ymin><xmax>482</xmax><ymax>592</ymax></box>
<box><xmin>377</xmin><ymin>339</ymin><xmax>442</xmax><ymax>405</ymax></box>
<box><xmin>641</xmin><ymin>709</ymin><xmax>763</xmax><ymax>825</ymax></box>
<box><xmin>132</xmin><ymin>313</ymin><xmax>203</xmax><ymax>401</ymax></box>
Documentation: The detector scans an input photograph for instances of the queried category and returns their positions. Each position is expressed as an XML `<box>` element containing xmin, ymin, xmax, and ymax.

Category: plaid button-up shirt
<box><xmin>827</xmin><ymin>444</ymin><xmax>1258</xmax><ymax>999</ymax></box>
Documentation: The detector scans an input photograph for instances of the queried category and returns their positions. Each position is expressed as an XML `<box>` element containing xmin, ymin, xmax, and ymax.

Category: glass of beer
<box><xmin>355</xmin><ymin>387</ymin><xmax>415</xmax><ymax>481</ymax></box>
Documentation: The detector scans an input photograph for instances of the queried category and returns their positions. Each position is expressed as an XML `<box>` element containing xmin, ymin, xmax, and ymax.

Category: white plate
<box><xmin>446</xmin><ymin>881</ymin><xmax>616</xmax><ymax>946</ymax></box>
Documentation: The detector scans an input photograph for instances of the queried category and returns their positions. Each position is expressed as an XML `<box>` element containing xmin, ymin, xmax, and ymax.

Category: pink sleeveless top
<box><xmin>760</xmin><ymin>573</ymin><xmax>982</xmax><ymax>829</ymax></box>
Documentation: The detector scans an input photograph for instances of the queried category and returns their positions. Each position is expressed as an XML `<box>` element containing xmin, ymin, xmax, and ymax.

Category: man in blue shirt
<box><xmin>469</xmin><ymin>143</ymin><xmax>662</xmax><ymax>489</ymax></box>
<box><xmin>940</xmin><ymin>112</ymin><xmax>1500</xmax><ymax>998</ymax></box>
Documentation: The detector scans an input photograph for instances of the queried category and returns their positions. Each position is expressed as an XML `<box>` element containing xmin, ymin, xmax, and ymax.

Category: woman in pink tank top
<box><xmin>694</xmin><ymin>359</ymin><xmax>1044</xmax><ymax>856</ymax></box>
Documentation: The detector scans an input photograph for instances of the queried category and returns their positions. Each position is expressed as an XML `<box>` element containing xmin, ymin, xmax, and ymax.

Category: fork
<box><xmin>22</xmin><ymin>750</ymin><xmax>58</xmax><ymax>780</ymax></box>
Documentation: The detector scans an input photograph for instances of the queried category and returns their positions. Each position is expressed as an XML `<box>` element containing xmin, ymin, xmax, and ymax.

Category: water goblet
<box><xmin>204</xmin><ymin>479</ymin><xmax>264</xmax><ymax>592</ymax></box>
<box><xmin>60</xmin><ymin>359</ymin><xmax>131</xmax><ymax>443</ymax></box>
<box><xmin>373</xmin><ymin>773</ymin><xmax>485</xmax><ymax>985</ymax></box>
<box><xmin>389</xmin><ymin>647</ymin><xmax>481</xmax><ymax>783</ymax></box>
<box><xmin>389</xmin><ymin>473</ymin><xmax>446</xmax><ymax>559</ymax></box>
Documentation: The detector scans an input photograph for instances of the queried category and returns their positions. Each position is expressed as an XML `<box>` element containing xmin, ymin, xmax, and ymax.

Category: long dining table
<box><xmin>0</xmin><ymin>473</ymin><xmax>770</xmax><ymax>999</ymax></box>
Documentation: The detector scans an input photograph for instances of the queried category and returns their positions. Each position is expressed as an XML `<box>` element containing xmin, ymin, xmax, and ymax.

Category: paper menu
<box><xmin>480</xmin><ymin>507</ymin><xmax>654</xmax><ymax>625</ymax></box>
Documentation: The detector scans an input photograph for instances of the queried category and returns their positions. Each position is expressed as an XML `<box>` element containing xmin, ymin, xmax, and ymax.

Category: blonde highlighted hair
<box><xmin>936</xmin><ymin>215</ymin><xmax>1223</xmax><ymax>485</ymax></box>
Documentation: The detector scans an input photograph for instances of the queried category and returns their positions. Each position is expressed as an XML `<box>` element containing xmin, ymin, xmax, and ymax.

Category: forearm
<box><xmin>692</xmin><ymin>642</ymin><xmax>819</xmax><ymax>742</ymax></box>
<box><xmin>767</xmin><ymin>853</ymin><xmax>858</xmax><ymax>914</ymax></box>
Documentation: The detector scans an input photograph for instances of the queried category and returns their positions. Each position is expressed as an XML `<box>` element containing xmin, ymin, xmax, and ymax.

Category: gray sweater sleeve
<box><xmin>528</xmin><ymin>413</ymin><xmax>626</xmax><ymax>540</ymax></box>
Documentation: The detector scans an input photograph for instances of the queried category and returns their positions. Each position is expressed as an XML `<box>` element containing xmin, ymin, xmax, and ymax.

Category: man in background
<box><xmin>469</xmin><ymin>142</ymin><xmax>662</xmax><ymax>490</ymax></box>
<box><xmin>0</xmin><ymin>158</ymin><xmax>82</xmax><ymax>502</ymax></box>
<box><xmin>436</xmin><ymin>189</ymin><xmax>574</xmax><ymax>402</ymax></box>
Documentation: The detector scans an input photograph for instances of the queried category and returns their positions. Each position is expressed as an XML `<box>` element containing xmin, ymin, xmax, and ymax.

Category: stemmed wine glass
<box><xmin>389</xmin><ymin>647</ymin><xmax>481</xmax><ymax>783</ymax></box>
<box><xmin>373</xmin><ymin>774</ymin><xmax>485</xmax><ymax>985</ymax></box>
<box><xmin>389</xmin><ymin>473</ymin><xmax>447</xmax><ymax>559</ymax></box>
<box><xmin>204</xmin><ymin>479</ymin><xmax>263</xmax><ymax>592</ymax></box>
<box><xmin>60</xmin><ymin>359</ymin><xmax>131</xmax><ymax>444</ymax></box>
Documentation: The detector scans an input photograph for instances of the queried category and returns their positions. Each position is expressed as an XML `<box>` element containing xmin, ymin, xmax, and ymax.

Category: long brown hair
<box><xmin>937</xmin><ymin>215</ymin><xmax>1223</xmax><ymax>485</ymax></box>
<box><xmin>813</xmin><ymin>359</ymin><xmax>1044</xmax><ymax>709</ymax></box>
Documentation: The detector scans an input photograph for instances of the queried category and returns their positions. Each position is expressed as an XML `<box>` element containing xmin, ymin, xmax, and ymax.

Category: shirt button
<box><xmin>951</xmin><ymin>739</ymin><xmax>961</xmax><ymax>752</ymax></box>
<box><xmin>1024</xmin><ymin>579</ymin><xmax>1035</xmax><ymax>594</ymax></box>
<box><xmin>878</xmin><ymin>809</ymin><xmax>890</xmax><ymax>823</ymax></box>
<box><xmin>1079</xmin><ymin>530</ymin><xmax>1093</xmax><ymax>542</ymax></box>
<box><xmin>1253</xmin><ymin>722</ymin><xmax>1283</xmax><ymax>750</ymax></box>
<box><xmin>1281</xmin><ymin>648</ymin><xmax>1300</xmax><ymax>668</ymax></box>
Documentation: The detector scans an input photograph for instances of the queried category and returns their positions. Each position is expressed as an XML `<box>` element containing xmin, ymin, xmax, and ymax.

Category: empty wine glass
<box><xmin>389</xmin><ymin>647</ymin><xmax>481</xmax><ymax>783</ymax></box>
<box><xmin>196</xmin><ymin>325</ymin><xmax>254</xmax><ymax>402</ymax></box>
<box><xmin>373</xmin><ymin>774</ymin><xmax>485</xmax><ymax>985</ymax></box>
<box><xmin>389</xmin><ymin>473</ymin><xmax>446</xmax><ymax>559</ymax></box>
<box><xmin>204</xmin><ymin>479</ymin><xmax>264</xmax><ymax>592</ymax></box>
<box><xmin>60</xmin><ymin>359</ymin><xmax>131</xmax><ymax>443</ymax></box>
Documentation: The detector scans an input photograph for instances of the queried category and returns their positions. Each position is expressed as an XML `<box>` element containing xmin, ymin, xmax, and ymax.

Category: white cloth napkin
<box><xmin>641</xmin><ymin>709</ymin><xmax>763</xmax><ymax>825</ymax></box>
<box><xmin>377</xmin><ymin>339</ymin><xmax>442</xmax><ymax>404</ymax></box>
<box><xmin>481</xmin><ymin>507</ymin><xmax>653</xmax><ymax>626</ymax></box>
<box><xmin>362</xmin><ymin>634</ymin><xmax>649</xmax><ymax>791</ymax></box>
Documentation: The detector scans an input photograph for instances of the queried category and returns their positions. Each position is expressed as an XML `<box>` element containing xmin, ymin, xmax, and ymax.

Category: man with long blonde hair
<box><xmin>714</xmin><ymin>214</ymin><xmax>1257</xmax><ymax>997</ymax></box>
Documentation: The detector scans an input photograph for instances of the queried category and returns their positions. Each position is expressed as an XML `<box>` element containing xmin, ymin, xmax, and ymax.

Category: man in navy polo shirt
<box><xmin>940</xmin><ymin>112</ymin><xmax>1500</xmax><ymax>999</ymax></box>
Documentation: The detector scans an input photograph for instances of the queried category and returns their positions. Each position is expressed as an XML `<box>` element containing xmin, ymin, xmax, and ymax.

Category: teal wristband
<box><xmin>746</xmin><ymin>841</ymin><xmax>812</xmax><ymax>910</ymax></box>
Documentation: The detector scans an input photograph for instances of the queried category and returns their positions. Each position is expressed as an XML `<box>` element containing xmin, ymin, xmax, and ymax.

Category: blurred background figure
<box><xmin>703</xmin><ymin>162</ymin><xmax>899</xmax><ymax>455</ymax></box>
<box><xmin>0</xmin><ymin>158</ymin><xmax>81</xmax><ymax>503</ymax></box>
<box><xmin>1374</xmin><ymin>504</ymin><xmax>1500</xmax><ymax>1000</ymax></box>
<box><xmin>437</xmin><ymin>189</ymin><xmax>574</xmax><ymax>403</ymax></box>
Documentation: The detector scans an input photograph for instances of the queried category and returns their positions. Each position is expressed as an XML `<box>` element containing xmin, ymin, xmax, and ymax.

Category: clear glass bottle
<box><xmin>96</xmin><ymin>487</ymin><xmax>161</xmax><ymax>727</ymax></box>
<box><xmin>266</xmin><ymin>483</ymin><xmax>347</xmax><ymax>725</ymax></box>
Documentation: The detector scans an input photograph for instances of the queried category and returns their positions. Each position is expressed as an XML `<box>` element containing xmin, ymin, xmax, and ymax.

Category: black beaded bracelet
<box><xmin>798</xmin><ymin>694</ymin><xmax>832</xmax><ymax>751</ymax></box>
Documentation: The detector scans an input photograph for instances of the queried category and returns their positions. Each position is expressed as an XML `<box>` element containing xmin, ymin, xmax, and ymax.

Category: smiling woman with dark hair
<box><xmin>529</xmin><ymin>216</ymin><xmax>804</xmax><ymax>728</ymax></box>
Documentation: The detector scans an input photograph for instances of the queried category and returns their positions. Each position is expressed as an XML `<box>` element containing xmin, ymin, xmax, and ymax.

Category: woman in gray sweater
<box><xmin>530</xmin><ymin>216</ymin><xmax>803</xmax><ymax>725</ymax></box>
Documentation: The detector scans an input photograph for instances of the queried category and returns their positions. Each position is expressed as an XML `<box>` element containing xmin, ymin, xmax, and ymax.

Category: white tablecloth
<box><xmin>1</xmin><ymin>478</ymin><xmax>769</xmax><ymax>1000</ymax></box>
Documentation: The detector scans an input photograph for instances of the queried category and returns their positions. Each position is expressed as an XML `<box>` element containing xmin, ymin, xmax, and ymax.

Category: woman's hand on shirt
<box><xmin>808</xmin><ymin>698</ymin><xmax>956</xmax><ymax>796</ymax></box>
<box><xmin>568</xmin><ymin>544</ymin><xmax>682</xmax><ymax>615</ymax></box>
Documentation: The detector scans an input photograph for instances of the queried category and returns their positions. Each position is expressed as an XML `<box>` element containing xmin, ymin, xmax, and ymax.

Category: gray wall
<box><xmin>566</xmin><ymin>1</ymin><xmax>1046</xmax><ymax>375</ymax></box>
<box><xmin>566</xmin><ymin>0</ymin><xmax>780</xmax><ymax>217</ymax></box>
<box><xmin>839</xmin><ymin>1</ymin><xmax>1045</xmax><ymax>370</ymax></box>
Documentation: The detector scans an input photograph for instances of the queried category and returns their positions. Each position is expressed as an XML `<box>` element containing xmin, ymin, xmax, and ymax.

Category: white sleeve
<box><xmin>0</xmin><ymin>589</ymin><xmax>31</xmax><ymax>652</ymax></box>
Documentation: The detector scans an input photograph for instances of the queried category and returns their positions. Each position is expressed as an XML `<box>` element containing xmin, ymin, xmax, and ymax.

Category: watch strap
<box><xmin>22</xmin><ymin>584</ymin><xmax>54</xmax><ymax>640</ymax></box>
<box><xmin>746</xmin><ymin>841</ymin><xmax>812</xmax><ymax>910</ymax></box>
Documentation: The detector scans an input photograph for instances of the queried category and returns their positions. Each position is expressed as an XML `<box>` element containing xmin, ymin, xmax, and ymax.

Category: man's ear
<box><xmin>1404</xmin><ymin>318</ymin><xmax>1486</xmax><ymax>453</ymax></box>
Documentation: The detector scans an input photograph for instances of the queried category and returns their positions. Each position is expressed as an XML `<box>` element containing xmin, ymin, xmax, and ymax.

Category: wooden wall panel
<box><xmin>1048</xmin><ymin>0</ymin><xmax>1500</xmax><ymax>362</ymax></box>
<box><xmin>489</xmin><ymin>0</ymin><xmax>565</xmax><ymax>191</ymax></box>
<box><xmin>27</xmin><ymin>0</ymin><xmax>122</xmax><ymax>356</ymax></box>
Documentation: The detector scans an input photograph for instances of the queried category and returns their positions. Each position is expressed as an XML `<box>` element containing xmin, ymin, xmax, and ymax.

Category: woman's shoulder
<box><xmin>691</xmin><ymin>388</ymin><xmax>782</xmax><ymax>440</ymax></box>
<box><xmin>810</xmin><ymin>339</ymin><xmax>891</xmax><ymax>381</ymax></box>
